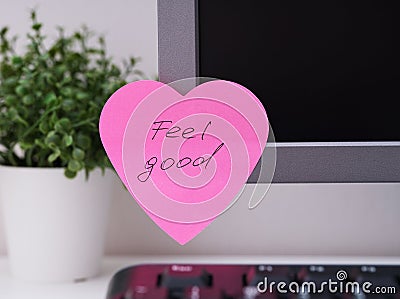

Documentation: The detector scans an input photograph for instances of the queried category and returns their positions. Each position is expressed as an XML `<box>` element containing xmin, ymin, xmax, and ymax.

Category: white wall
<box><xmin>0</xmin><ymin>0</ymin><xmax>158</xmax><ymax>78</ymax></box>
<box><xmin>104</xmin><ymin>181</ymin><xmax>400</xmax><ymax>256</ymax></box>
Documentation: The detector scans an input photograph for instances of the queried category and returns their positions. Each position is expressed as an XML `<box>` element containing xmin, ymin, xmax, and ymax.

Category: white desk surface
<box><xmin>1</xmin><ymin>255</ymin><xmax>399</xmax><ymax>299</ymax></box>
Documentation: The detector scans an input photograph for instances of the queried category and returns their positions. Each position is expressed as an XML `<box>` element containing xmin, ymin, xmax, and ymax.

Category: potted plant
<box><xmin>0</xmin><ymin>11</ymin><xmax>140</xmax><ymax>282</ymax></box>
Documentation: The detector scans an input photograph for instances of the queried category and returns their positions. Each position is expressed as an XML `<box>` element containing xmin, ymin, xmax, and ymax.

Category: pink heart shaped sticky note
<box><xmin>99</xmin><ymin>79</ymin><xmax>269</xmax><ymax>244</ymax></box>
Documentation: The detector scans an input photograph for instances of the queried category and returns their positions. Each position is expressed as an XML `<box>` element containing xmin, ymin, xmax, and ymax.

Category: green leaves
<box><xmin>22</xmin><ymin>95</ymin><xmax>34</xmax><ymax>105</ymax></box>
<box><xmin>44</xmin><ymin>92</ymin><xmax>57</xmax><ymax>105</ymax></box>
<box><xmin>48</xmin><ymin>150</ymin><xmax>60</xmax><ymax>163</ymax></box>
<box><xmin>63</xmin><ymin>135</ymin><xmax>73</xmax><ymax>147</ymax></box>
<box><xmin>61</xmin><ymin>99</ymin><xmax>75</xmax><ymax>111</ymax></box>
<box><xmin>72</xmin><ymin>147</ymin><xmax>85</xmax><ymax>160</ymax></box>
<box><xmin>32</xmin><ymin>23</ymin><xmax>42</xmax><ymax>32</ymax></box>
<box><xmin>0</xmin><ymin>9</ymin><xmax>142</xmax><ymax>178</ymax></box>
<box><xmin>54</xmin><ymin>118</ymin><xmax>71</xmax><ymax>132</ymax></box>
<box><xmin>68</xmin><ymin>159</ymin><xmax>82</xmax><ymax>172</ymax></box>
<box><xmin>45</xmin><ymin>131</ymin><xmax>61</xmax><ymax>147</ymax></box>
<box><xmin>64</xmin><ymin>168</ymin><xmax>77</xmax><ymax>179</ymax></box>
<box><xmin>76</xmin><ymin>134</ymin><xmax>91</xmax><ymax>149</ymax></box>
<box><xmin>15</xmin><ymin>85</ymin><xmax>28</xmax><ymax>96</ymax></box>
<box><xmin>11</xmin><ymin>56</ymin><xmax>22</xmax><ymax>65</ymax></box>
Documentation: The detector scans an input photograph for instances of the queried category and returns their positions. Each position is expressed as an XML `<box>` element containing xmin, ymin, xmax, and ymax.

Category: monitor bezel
<box><xmin>157</xmin><ymin>0</ymin><xmax>400</xmax><ymax>183</ymax></box>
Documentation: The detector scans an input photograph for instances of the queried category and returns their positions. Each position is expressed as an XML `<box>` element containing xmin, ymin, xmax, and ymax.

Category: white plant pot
<box><xmin>0</xmin><ymin>166</ymin><xmax>114</xmax><ymax>282</ymax></box>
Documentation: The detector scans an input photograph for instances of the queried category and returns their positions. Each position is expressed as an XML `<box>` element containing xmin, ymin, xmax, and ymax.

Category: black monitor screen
<box><xmin>198</xmin><ymin>1</ymin><xmax>399</xmax><ymax>142</ymax></box>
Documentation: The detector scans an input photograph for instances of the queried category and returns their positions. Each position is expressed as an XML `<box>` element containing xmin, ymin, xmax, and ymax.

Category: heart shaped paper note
<box><xmin>99</xmin><ymin>79</ymin><xmax>269</xmax><ymax>244</ymax></box>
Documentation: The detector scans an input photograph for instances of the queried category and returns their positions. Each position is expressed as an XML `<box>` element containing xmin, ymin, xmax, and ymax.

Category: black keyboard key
<box><xmin>159</xmin><ymin>265</ymin><xmax>213</xmax><ymax>289</ymax></box>
<box><xmin>184</xmin><ymin>286</ymin><xmax>225</xmax><ymax>299</ymax></box>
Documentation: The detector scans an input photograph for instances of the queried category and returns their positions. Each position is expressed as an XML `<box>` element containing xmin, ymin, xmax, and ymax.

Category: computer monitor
<box><xmin>157</xmin><ymin>0</ymin><xmax>400</xmax><ymax>184</ymax></box>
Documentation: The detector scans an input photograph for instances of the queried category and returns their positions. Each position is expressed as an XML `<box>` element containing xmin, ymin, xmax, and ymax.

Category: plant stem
<box><xmin>26</xmin><ymin>146</ymin><xmax>35</xmax><ymax>166</ymax></box>
<box><xmin>19</xmin><ymin>105</ymin><xmax>61</xmax><ymax>141</ymax></box>
<box><xmin>7</xmin><ymin>147</ymin><xmax>18</xmax><ymax>166</ymax></box>
<box><xmin>72</xmin><ymin>117</ymin><xmax>97</xmax><ymax>128</ymax></box>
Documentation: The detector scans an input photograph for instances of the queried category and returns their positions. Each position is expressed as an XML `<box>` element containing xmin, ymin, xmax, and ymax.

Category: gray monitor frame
<box><xmin>157</xmin><ymin>0</ymin><xmax>400</xmax><ymax>183</ymax></box>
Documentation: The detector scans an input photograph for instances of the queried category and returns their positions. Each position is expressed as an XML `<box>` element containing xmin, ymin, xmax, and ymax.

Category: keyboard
<box><xmin>106</xmin><ymin>264</ymin><xmax>400</xmax><ymax>299</ymax></box>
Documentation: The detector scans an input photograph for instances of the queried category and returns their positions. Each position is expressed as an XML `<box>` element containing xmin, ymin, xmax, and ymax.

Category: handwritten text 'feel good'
<box><xmin>137</xmin><ymin>120</ymin><xmax>224</xmax><ymax>182</ymax></box>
